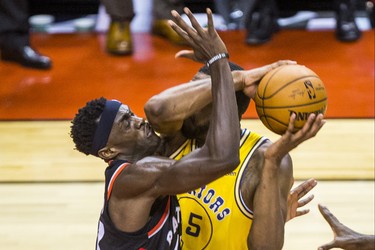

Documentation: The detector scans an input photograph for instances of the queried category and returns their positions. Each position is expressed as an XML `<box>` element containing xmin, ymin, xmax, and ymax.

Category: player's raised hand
<box><xmin>240</xmin><ymin>60</ymin><xmax>297</xmax><ymax>98</ymax></box>
<box><xmin>318</xmin><ymin>204</ymin><xmax>375</xmax><ymax>250</ymax></box>
<box><xmin>265</xmin><ymin>113</ymin><xmax>325</xmax><ymax>162</ymax></box>
<box><xmin>286</xmin><ymin>178</ymin><xmax>317</xmax><ymax>222</ymax></box>
<box><xmin>169</xmin><ymin>7</ymin><xmax>227</xmax><ymax>64</ymax></box>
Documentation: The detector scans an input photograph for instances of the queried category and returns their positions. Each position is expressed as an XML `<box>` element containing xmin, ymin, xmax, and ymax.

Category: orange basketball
<box><xmin>254</xmin><ymin>64</ymin><xmax>328</xmax><ymax>135</ymax></box>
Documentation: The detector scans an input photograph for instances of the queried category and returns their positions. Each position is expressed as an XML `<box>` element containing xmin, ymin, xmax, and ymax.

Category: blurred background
<box><xmin>0</xmin><ymin>0</ymin><xmax>374</xmax><ymax>249</ymax></box>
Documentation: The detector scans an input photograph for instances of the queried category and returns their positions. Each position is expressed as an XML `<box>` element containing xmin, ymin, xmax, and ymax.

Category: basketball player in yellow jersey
<box><xmin>171</xmin><ymin>127</ymin><xmax>266</xmax><ymax>249</ymax></box>
<box><xmin>145</xmin><ymin>59</ymin><xmax>323</xmax><ymax>249</ymax></box>
<box><xmin>145</xmin><ymin>14</ymin><xmax>325</xmax><ymax>247</ymax></box>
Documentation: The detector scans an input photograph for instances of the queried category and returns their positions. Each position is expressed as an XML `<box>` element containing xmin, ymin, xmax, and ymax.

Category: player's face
<box><xmin>107</xmin><ymin>104</ymin><xmax>160</xmax><ymax>156</ymax></box>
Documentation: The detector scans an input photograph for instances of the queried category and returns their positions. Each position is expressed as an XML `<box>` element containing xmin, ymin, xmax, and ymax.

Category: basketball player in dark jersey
<box><xmin>70</xmin><ymin>8</ymin><xmax>241</xmax><ymax>249</ymax></box>
<box><xmin>144</xmin><ymin>40</ymin><xmax>325</xmax><ymax>249</ymax></box>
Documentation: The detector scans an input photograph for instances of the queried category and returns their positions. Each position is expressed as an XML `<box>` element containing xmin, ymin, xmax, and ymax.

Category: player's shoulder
<box><xmin>252</xmin><ymin>139</ymin><xmax>271</xmax><ymax>156</ymax></box>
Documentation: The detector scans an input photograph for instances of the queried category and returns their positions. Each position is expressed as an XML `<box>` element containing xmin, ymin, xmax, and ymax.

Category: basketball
<box><xmin>254</xmin><ymin>64</ymin><xmax>328</xmax><ymax>135</ymax></box>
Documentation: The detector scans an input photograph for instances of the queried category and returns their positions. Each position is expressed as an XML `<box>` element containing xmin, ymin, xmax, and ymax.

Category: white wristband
<box><xmin>206</xmin><ymin>53</ymin><xmax>229</xmax><ymax>67</ymax></box>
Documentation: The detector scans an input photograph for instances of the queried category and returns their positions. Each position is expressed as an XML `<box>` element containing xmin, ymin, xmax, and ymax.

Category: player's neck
<box><xmin>156</xmin><ymin>132</ymin><xmax>188</xmax><ymax>157</ymax></box>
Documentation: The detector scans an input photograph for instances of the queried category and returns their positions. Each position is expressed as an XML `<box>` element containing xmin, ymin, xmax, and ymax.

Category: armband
<box><xmin>206</xmin><ymin>53</ymin><xmax>229</xmax><ymax>67</ymax></box>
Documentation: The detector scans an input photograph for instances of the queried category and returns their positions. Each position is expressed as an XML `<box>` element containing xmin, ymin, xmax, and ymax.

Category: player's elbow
<box><xmin>144</xmin><ymin>97</ymin><xmax>166</xmax><ymax>125</ymax></box>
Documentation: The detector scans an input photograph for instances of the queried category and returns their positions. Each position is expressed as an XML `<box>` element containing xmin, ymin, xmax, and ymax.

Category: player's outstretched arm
<box><xmin>318</xmin><ymin>204</ymin><xmax>375</xmax><ymax>250</ymax></box>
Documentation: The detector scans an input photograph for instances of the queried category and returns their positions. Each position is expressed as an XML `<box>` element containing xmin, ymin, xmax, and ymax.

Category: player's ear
<box><xmin>98</xmin><ymin>147</ymin><xmax>118</xmax><ymax>160</ymax></box>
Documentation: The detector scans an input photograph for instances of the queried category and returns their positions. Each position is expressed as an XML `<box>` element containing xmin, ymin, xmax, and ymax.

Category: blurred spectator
<box><xmin>0</xmin><ymin>0</ymin><xmax>52</xmax><ymax>69</ymax></box>
<box><xmin>101</xmin><ymin>0</ymin><xmax>186</xmax><ymax>55</ymax></box>
<box><xmin>335</xmin><ymin>0</ymin><xmax>362</xmax><ymax>42</ymax></box>
<box><xmin>366</xmin><ymin>0</ymin><xmax>375</xmax><ymax>27</ymax></box>
<box><xmin>214</xmin><ymin>0</ymin><xmax>365</xmax><ymax>45</ymax></box>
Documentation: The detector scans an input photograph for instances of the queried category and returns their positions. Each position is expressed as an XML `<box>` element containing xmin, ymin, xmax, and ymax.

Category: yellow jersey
<box><xmin>173</xmin><ymin>129</ymin><xmax>267</xmax><ymax>250</ymax></box>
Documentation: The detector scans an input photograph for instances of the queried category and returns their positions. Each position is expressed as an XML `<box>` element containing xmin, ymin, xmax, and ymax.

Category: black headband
<box><xmin>90</xmin><ymin>100</ymin><xmax>122</xmax><ymax>156</ymax></box>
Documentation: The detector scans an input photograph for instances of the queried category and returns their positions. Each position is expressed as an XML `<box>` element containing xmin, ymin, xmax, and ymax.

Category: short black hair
<box><xmin>198</xmin><ymin>62</ymin><xmax>250</xmax><ymax>120</ymax></box>
<box><xmin>70</xmin><ymin>97</ymin><xmax>107</xmax><ymax>155</ymax></box>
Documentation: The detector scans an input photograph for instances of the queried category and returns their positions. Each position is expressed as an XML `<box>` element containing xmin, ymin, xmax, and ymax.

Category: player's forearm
<box><xmin>162</xmin><ymin>60</ymin><xmax>240</xmax><ymax>194</ymax></box>
<box><xmin>206</xmin><ymin>59</ymin><xmax>240</xmax><ymax>163</ymax></box>
<box><xmin>144</xmin><ymin>78</ymin><xmax>212</xmax><ymax>126</ymax></box>
<box><xmin>249</xmin><ymin>159</ymin><xmax>285</xmax><ymax>249</ymax></box>
<box><xmin>144</xmin><ymin>71</ymin><xmax>244</xmax><ymax>133</ymax></box>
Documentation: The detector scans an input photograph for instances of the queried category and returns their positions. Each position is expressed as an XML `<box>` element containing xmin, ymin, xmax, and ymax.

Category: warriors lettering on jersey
<box><xmin>188</xmin><ymin>185</ymin><xmax>230</xmax><ymax>221</ymax></box>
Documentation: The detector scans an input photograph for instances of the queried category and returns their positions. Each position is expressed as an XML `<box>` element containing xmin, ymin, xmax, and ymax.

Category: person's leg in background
<box><xmin>100</xmin><ymin>0</ymin><xmax>134</xmax><ymax>55</ymax></box>
<box><xmin>151</xmin><ymin>0</ymin><xmax>186</xmax><ymax>45</ymax></box>
<box><xmin>214</xmin><ymin>0</ymin><xmax>252</xmax><ymax>30</ymax></box>
<box><xmin>214</xmin><ymin>0</ymin><xmax>234</xmax><ymax>28</ymax></box>
<box><xmin>244</xmin><ymin>0</ymin><xmax>279</xmax><ymax>45</ymax></box>
<box><xmin>334</xmin><ymin>0</ymin><xmax>362</xmax><ymax>42</ymax></box>
<box><xmin>366</xmin><ymin>0</ymin><xmax>375</xmax><ymax>28</ymax></box>
<box><xmin>0</xmin><ymin>0</ymin><xmax>52</xmax><ymax>69</ymax></box>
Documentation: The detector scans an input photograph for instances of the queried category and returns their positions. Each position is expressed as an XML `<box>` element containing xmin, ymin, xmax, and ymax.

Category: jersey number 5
<box><xmin>186</xmin><ymin>213</ymin><xmax>202</xmax><ymax>237</ymax></box>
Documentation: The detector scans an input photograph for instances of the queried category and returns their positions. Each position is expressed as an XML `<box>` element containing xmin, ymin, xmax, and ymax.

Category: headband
<box><xmin>90</xmin><ymin>100</ymin><xmax>122</xmax><ymax>156</ymax></box>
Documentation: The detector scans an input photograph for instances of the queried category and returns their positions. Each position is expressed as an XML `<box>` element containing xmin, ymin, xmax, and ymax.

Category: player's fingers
<box><xmin>206</xmin><ymin>8</ymin><xmax>215</xmax><ymax>35</ymax></box>
<box><xmin>175</xmin><ymin>50</ymin><xmax>194</xmax><ymax>59</ymax></box>
<box><xmin>309</xmin><ymin>113</ymin><xmax>326</xmax><ymax>136</ymax></box>
<box><xmin>318</xmin><ymin>204</ymin><xmax>341</xmax><ymax>229</ymax></box>
<box><xmin>182</xmin><ymin>7</ymin><xmax>204</xmax><ymax>38</ymax></box>
<box><xmin>285</xmin><ymin>113</ymin><xmax>314</xmax><ymax>147</ymax></box>
<box><xmin>285</xmin><ymin>60</ymin><xmax>297</xmax><ymax>65</ymax></box>
<box><xmin>306</xmin><ymin>113</ymin><xmax>325</xmax><ymax>138</ymax></box>
<box><xmin>286</xmin><ymin>113</ymin><xmax>297</xmax><ymax>135</ymax></box>
<box><xmin>289</xmin><ymin>188</ymin><xmax>297</xmax><ymax>197</ymax></box>
<box><xmin>293</xmin><ymin>113</ymin><xmax>321</xmax><ymax>144</ymax></box>
<box><xmin>168</xmin><ymin>19</ymin><xmax>191</xmax><ymax>43</ymax></box>
<box><xmin>171</xmin><ymin>9</ymin><xmax>197</xmax><ymax>39</ymax></box>
<box><xmin>318</xmin><ymin>241</ymin><xmax>336</xmax><ymax>250</ymax></box>
<box><xmin>296</xmin><ymin>179</ymin><xmax>317</xmax><ymax>198</ymax></box>
<box><xmin>274</xmin><ymin>60</ymin><xmax>297</xmax><ymax>68</ymax></box>
<box><xmin>300</xmin><ymin>113</ymin><xmax>317</xmax><ymax>136</ymax></box>
<box><xmin>295</xmin><ymin>208</ymin><xmax>310</xmax><ymax>217</ymax></box>
<box><xmin>298</xmin><ymin>194</ymin><xmax>314</xmax><ymax>207</ymax></box>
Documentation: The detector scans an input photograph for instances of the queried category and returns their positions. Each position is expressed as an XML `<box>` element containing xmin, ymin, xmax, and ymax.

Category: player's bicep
<box><xmin>112</xmin><ymin>158</ymin><xmax>176</xmax><ymax>198</ymax></box>
<box><xmin>157</xmin><ymin>147</ymin><xmax>231</xmax><ymax>195</ymax></box>
<box><xmin>117</xmin><ymin>153</ymin><xmax>211</xmax><ymax>197</ymax></box>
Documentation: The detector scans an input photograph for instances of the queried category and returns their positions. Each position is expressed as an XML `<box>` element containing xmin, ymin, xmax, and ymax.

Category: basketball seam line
<box><xmin>255</xmin><ymin>97</ymin><xmax>328</xmax><ymax>109</ymax></box>
<box><xmin>262</xmin><ymin>66</ymin><xmax>285</xmax><ymax>131</ymax></box>
<box><xmin>261</xmin><ymin>75</ymin><xmax>320</xmax><ymax>100</ymax></box>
